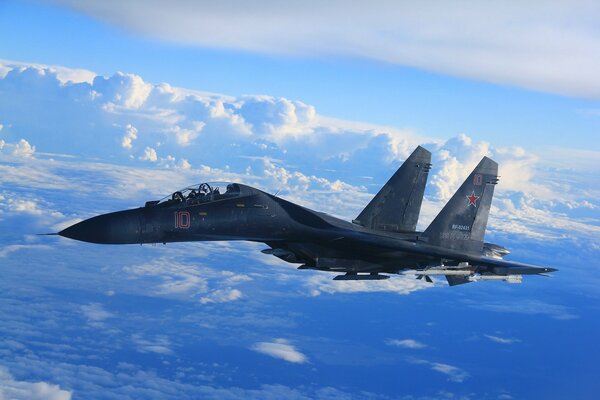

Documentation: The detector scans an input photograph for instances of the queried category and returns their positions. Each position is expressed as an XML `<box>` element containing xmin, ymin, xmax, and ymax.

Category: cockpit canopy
<box><xmin>148</xmin><ymin>182</ymin><xmax>245</xmax><ymax>207</ymax></box>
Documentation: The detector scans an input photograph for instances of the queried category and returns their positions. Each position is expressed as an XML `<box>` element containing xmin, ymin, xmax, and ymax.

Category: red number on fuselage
<box><xmin>174</xmin><ymin>211</ymin><xmax>191</xmax><ymax>229</ymax></box>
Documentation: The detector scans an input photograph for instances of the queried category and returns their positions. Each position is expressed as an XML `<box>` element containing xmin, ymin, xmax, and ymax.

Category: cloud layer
<box><xmin>0</xmin><ymin>367</ymin><xmax>71</xmax><ymax>400</ymax></box>
<box><xmin>1</xmin><ymin>60</ymin><xmax>598</xmax><ymax>251</ymax></box>
<box><xmin>251</xmin><ymin>339</ymin><xmax>308</xmax><ymax>364</ymax></box>
<box><xmin>50</xmin><ymin>0</ymin><xmax>600</xmax><ymax>98</ymax></box>
<box><xmin>0</xmin><ymin>60</ymin><xmax>597</xmax><ymax>400</ymax></box>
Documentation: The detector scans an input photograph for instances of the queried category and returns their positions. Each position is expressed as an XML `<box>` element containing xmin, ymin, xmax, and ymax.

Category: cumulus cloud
<box><xmin>168</xmin><ymin>122</ymin><xmax>205</xmax><ymax>146</ymax></box>
<box><xmin>0</xmin><ymin>62</ymin><xmax>428</xmax><ymax>174</ymax></box>
<box><xmin>178</xmin><ymin>158</ymin><xmax>191</xmax><ymax>170</ymax></box>
<box><xmin>0</xmin><ymin>138</ymin><xmax>39</xmax><ymax>159</ymax></box>
<box><xmin>0</xmin><ymin>194</ymin><xmax>64</xmax><ymax>220</ymax></box>
<box><xmin>6</xmin><ymin>199</ymin><xmax>43</xmax><ymax>214</ymax></box>
<box><xmin>94</xmin><ymin>71</ymin><xmax>152</xmax><ymax>109</ymax></box>
<box><xmin>429</xmin><ymin>133</ymin><xmax>490</xmax><ymax>201</ymax></box>
<box><xmin>0</xmin><ymin>61</ymin><xmax>597</xmax><ymax>246</ymax></box>
<box><xmin>140</xmin><ymin>146</ymin><xmax>157</xmax><ymax>162</ymax></box>
<box><xmin>0</xmin><ymin>58</ymin><xmax>95</xmax><ymax>84</ymax></box>
<box><xmin>50</xmin><ymin>1</ymin><xmax>600</xmax><ymax>98</ymax></box>
<box><xmin>121</xmin><ymin>124</ymin><xmax>138</xmax><ymax>149</ymax></box>
<box><xmin>251</xmin><ymin>338</ymin><xmax>308</xmax><ymax>364</ymax></box>
<box><xmin>0</xmin><ymin>366</ymin><xmax>72</xmax><ymax>400</ymax></box>
<box><xmin>386</xmin><ymin>339</ymin><xmax>427</xmax><ymax>349</ymax></box>
<box><xmin>12</xmin><ymin>139</ymin><xmax>35</xmax><ymax>157</ymax></box>
<box><xmin>238</xmin><ymin>96</ymin><xmax>316</xmax><ymax>141</ymax></box>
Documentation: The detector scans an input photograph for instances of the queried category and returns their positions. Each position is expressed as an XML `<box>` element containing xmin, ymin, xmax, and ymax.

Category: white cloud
<box><xmin>306</xmin><ymin>272</ymin><xmax>434</xmax><ymax>297</ymax></box>
<box><xmin>179</xmin><ymin>158</ymin><xmax>191</xmax><ymax>169</ymax></box>
<box><xmin>429</xmin><ymin>362</ymin><xmax>469</xmax><ymax>383</ymax></box>
<box><xmin>0</xmin><ymin>194</ymin><xmax>64</xmax><ymax>219</ymax></box>
<box><xmin>0</xmin><ymin>62</ymin><xmax>429</xmax><ymax>171</ymax></box>
<box><xmin>12</xmin><ymin>139</ymin><xmax>35</xmax><ymax>157</ymax></box>
<box><xmin>124</xmin><ymin>259</ymin><xmax>209</xmax><ymax>296</ymax></box>
<box><xmin>168</xmin><ymin>122</ymin><xmax>205</xmax><ymax>146</ymax></box>
<box><xmin>484</xmin><ymin>334</ymin><xmax>520</xmax><ymax>345</ymax></box>
<box><xmin>7</xmin><ymin>199</ymin><xmax>43</xmax><ymax>214</ymax></box>
<box><xmin>139</xmin><ymin>146</ymin><xmax>157</xmax><ymax>162</ymax></box>
<box><xmin>131</xmin><ymin>334</ymin><xmax>173</xmax><ymax>355</ymax></box>
<box><xmin>123</xmin><ymin>259</ymin><xmax>251</xmax><ymax>305</ymax></box>
<box><xmin>386</xmin><ymin>339</ymin><xmax>427</xmax><ymax>349</ymax></box>
<box><xmin>121</xmin><ymin>123</ymin><xmax>138</xmax><ymax>149</ymax></box>
<box><xmin>81</xmin><ymin>303</ymin><xmax>114</xmax><ymax>323</ymax></box>
<box><xmin>0</xmin><ymin>366</ymin><xmax>72</xmax><ymax>400</ymax></box>
<box><xmin>251</xmin><ymin>338</ymin><xmax>308</xmax><ymax>364</ymax></box>
<box><xmin>200</xmin><ymin>288</ymin><xmax>242</xmax><ymax>304</ymax></box>
<box><xmin>429</xmin><ymin>133</ymin><xmax>490</xmax><ymax>201</ymax></box>
<box><xmin>51</xmin><ymin>1</ymin><xmax>600</xmax><ymax>98</ymax></box>
<box><xmin>0</xmin><ymin>58</ymin><xmax>95</xmax><ymax>84</ymax></box>
<box><xmin>410</xmin><ymin>359</ymin><xmax>469</xmax><ymax>383</ymax></box>
<box><xmin>0</xmin><ymin>244</ymin><xmax>52</xmax><ymax>258</ymax></box>
<box><xmin>96</xmin><ymin>71</ymin><xmax>152</xmax><ymax>109</ymax></box>
<box><xmin>0</xmin><ymin>61</ymin><xmax>597</xmax><ymax>247</ymax></box>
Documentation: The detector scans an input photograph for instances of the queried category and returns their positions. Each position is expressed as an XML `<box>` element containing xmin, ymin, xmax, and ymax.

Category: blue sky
<box><xmin>2</xmin><ymin>0</ymin><xmax>600</xmax><ymax>151</ymax></box>
<box><xmin>1</xmin><ymin>1</ymin><xmax>599</xmax><ymax>399</ymax></box>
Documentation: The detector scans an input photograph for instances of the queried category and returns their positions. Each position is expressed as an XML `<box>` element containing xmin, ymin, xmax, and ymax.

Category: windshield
<box><xmin>155</xmin><ymin>182</ymin><xmax>242</xmax><ymax>206</ymax></box>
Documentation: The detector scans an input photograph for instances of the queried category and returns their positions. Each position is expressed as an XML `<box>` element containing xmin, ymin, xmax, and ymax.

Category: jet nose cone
<box><xmin>545</xmin><ymin>267</ymin><xmax>558</xmax><ymax>273</ymax></box>
<box><xmin>59</xmin><ymin>209</ymin><xmax>141</xmax><ymax>244</ymax></box>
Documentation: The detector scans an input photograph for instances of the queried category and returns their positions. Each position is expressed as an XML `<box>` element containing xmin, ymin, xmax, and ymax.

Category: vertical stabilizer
<box><xmin>354</xmin><ymin>146</ymin><xmax>431</xmax><ymax>232</ymax></box>
<box><xmin>421</xmin><ymin>157</ymin><xmax>498</xmax><ymax>253</ymax></box>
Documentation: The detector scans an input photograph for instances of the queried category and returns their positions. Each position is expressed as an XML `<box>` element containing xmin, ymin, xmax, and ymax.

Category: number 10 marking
<box><xmin>174</xmin><ymin>211</ymin><xmax>191</xmax><ymax>229</ymax></box>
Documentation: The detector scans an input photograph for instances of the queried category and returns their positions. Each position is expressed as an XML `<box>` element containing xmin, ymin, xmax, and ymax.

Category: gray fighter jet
<box><xmin>58</xmin><ymin>146</ymin><xmax>556</xmax><ymax>286</ymax></box>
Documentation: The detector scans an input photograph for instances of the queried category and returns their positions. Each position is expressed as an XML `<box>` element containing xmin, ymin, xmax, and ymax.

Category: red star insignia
<box><xmin>466</xmin><ymin>191</ymin><xmax>479</xmax><ymax>207</ymax></box>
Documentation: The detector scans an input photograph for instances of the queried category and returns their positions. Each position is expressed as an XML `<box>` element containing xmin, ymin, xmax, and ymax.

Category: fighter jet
<box><xmin>57</xmin><ymin>146</ymin><xmax>556</xmax><ymax>286</ymax></box>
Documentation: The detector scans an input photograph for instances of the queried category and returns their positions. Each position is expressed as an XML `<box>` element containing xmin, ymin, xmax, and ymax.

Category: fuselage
<box><xmin>59</xmin><ymin>182</ymin><xmax>508</xmax><ymax>274</ymax></box>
